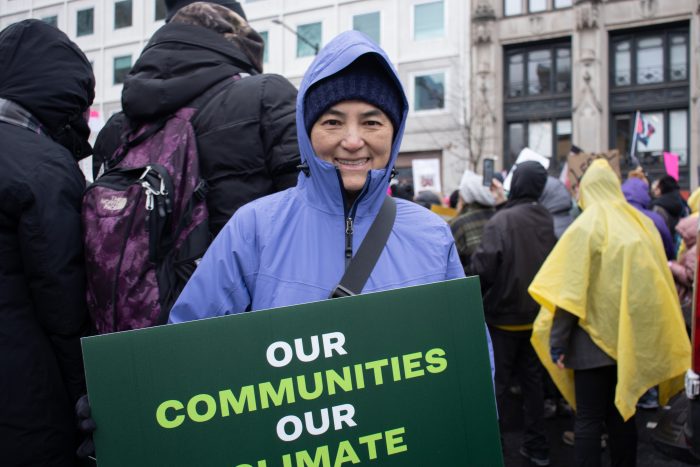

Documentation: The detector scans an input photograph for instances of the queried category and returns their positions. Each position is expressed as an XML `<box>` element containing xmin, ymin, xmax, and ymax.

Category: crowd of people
<box><xmin>0</xmin><ymin>1</ymin><xmax>694</xmax><ymax>466</ymax></box>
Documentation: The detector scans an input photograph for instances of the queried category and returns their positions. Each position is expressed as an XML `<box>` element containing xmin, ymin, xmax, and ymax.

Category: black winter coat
<box><xmin>0</xmin><ymin>20</ymin><xmax>93</xmax><ymax>467</ymax></box>
<box><xmin>94</xmin><ymin>22</ymin><xmax>301</xmax><ymax>236</ymax></box>
<box><xmin>469</xmin><ymin>199</ymin><xmax>557</xmax><ymax>326</ymax></box>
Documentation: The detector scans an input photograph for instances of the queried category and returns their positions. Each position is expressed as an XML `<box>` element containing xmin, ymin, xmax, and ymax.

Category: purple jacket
<box><xmin>621</xmin><ymin>178</ymin><xmax>675</xmax><ymax>259</ymax></box>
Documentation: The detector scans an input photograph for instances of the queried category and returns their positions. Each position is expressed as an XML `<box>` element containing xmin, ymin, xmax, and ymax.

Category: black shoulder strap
<box><xmin>330</xmin><ymin>196</ymin><xmax>397</xmax><ymax>299</ymax></box>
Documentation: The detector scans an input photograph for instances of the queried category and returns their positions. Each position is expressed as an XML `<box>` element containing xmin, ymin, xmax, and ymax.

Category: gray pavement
<box><xmin>500</xmin><ymin>391</ymin><xmax>694</xmax><ymax>467</ymax></box>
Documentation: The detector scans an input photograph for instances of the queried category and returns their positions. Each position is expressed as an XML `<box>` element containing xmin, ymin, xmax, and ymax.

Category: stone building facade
<box><xmin>471</xmin><ymin>0</ymin><xmax>700</xmax><ymax>188</ymax></box>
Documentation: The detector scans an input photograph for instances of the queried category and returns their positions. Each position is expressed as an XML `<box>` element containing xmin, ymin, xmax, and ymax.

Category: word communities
<box><xmin>156</xmin><ymin>347</ymin><xmax>447</xmax><ymax>429</ymax></box>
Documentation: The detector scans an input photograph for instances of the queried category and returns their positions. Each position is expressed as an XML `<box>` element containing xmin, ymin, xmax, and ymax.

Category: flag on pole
<box><xmin>634</xmin><ymin>111</ymin><xmax>655</xmax><ymax>146</ymax></box>
<box><xmin>629</xmin><ymin>111</ymin><xmax>655</xmax><ymax>167</ymax></box>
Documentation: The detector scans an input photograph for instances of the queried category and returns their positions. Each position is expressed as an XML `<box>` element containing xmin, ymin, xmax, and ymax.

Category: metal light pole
<box><xmin>272</xmin><ymin>18</ymin><xmax>319</xmax><ymax>55</ymax></box>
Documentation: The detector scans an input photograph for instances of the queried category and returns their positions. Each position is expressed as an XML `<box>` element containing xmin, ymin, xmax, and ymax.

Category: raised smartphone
<box><xmin>482</xmin><ymin>158</ymin><xmax>495</xmax><ymax>187</ymax></box>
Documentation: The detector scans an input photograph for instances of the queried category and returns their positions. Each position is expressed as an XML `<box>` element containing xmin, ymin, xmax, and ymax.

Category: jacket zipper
<box><xmin>336</xmin><ymin>170</ymin><xmax>370</xmax><ymax>270</ymax></box>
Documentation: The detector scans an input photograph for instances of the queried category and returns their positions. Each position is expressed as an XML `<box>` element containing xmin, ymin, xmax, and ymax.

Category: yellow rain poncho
<box><xmin>529</xmin><ymin>159</ymin><xmax>690</xmax><ymax>421</ymax></box>
<box><xmin>688</xmin><ymin>187</ymin><xmax>700</xmax><ymax>214</ymax></box>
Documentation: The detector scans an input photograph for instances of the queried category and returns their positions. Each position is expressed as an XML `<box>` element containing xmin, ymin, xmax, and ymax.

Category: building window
<box><xmin>414</xmin><ymin>72</ymin><xmax>445</xmax><ymax>111</ymax></box>
<box><xmin>296</xmin><ymin>22</ymin><xmax>321</xmax><ymax>58</ymax></box>
<box><xmin>114</xmin><ymin>0</ymin><xmax>133</xmax><ymax>29</ymax></box>
<box><xmin>636</xmin><ymin>36</ymin><xmax>663</xmax><ymax>84</ymax></box>
<box><xmin>505</xmin><ymin>0</ymin><xmax>572</xmax><ymax>16</ymax></box>
<box><xmin>527</xmin><ymin>49</ymin><xmax>551</xmax><ymax>95</ymax></box>
<box><xmin>506</xmin><ymin>42</ymin><xmax>571</xmax><ymax>97</ymax></box>
<box><xmin>42</xmin><ymin>15</ymin><xmax>58</xmax><ymax>28</ymax></box>
<box><xmin>555</xmin><ymin>48</ymin><xmax>571</xmax><ymax>93</ymax></box>
<box><xmin>613</xmin><ymin>41</ymin><xmax>631</xmax><ymax>86</ymax></box>
<box><xmin>609</xmin><ymin>23</ymin><xmax>690</xmax><ymax>185</ymax></box>
<box><xmin>528</xmin><ymin>121</ymin><xmax>553</xmax><ymax>157</ymax></box>
<box><xmin>669</xmin><ymin>110</ymin><xmax>688</xmax><ymax>164</ymax></box>
<box><xmin>260</xmin><ymin>31</ymin><xmax>269</xmax><ymax>64</ymax></box>
<box><xmin>507</xmin><ymin>53</ymin><xmax>524</xmax><ymax>97</ymax></box>
<box><xmin>504</xmin><ymin>39</ymin><xmax>572</xmax><ymax>174</ymax></box>
<box><xmin>155</xmin><ymin>0</ymin><xmax>167</xmax><ymax>21</ymax></box>
<box><xmin>113</xmin><ymin>55</ymin><xmax>132</xmax><ymax>84</ymax></box>
<box><xmin>506</xmin><ymin>118</ymin><xmax>571</xmax><ymax>172</ymax></box>
<box><xmin>613</xmin><ymin>110</ymin><xmax>688</xmax><ymax>166</ymax></box>
<box><xmin>504</xmin><ymin>0</ymin><xmax>523</xmax><ymax>16</ymax></box>
<box><xmin>611</xmin><ymin>28</ymin><xmax>689</xmax><ymax>88</ymax></box>
<box><xmin>529</xmin><ymin>0</ymin><xmax>546</xmax><ymax>13</ymax></box>
<box><xmin>413</xmin><ymin>1</ymin><xmax>444</xmax><ymax>40</ymax></box>
<box><xmin>77</xmin><ymin>8</ymin><xmax>94</xmax><ymax>36</ymax></box>
<box><xmin>670</xmin><ymin>34</ymin><xmax>688</xmax><ymax>81</ymax></box>
<box><xmin>353</xmin><ymin>11</ymin><xmax>380</xmax><ymax>45</ymax></box>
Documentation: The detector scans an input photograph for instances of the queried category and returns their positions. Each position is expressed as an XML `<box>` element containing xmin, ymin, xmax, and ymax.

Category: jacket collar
<box><xmin>0</xmin><ymin>97</ymin><xmax>45</xmax><ymax>135</ymax></box>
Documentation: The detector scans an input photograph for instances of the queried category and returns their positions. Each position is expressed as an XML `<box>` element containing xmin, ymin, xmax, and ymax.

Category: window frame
<box><xmin>260</xmin><ymin>30</ymin><xmax>269</xmax><ymax>64</ymax></box>
<box><xmin>411</xmin><ymin>0</ymin><xmax>446</xmax><ymax>41</ymax></box>
<box><xmin>113</xmin><ymin>54</ymin><xmax>132</xmax><ymax>85</ymax></box>
<box><xmin>76</xmin><ymin>7</ymin><xmax>94</xmax><ymax>37</ymax></box>
<box><xmin>611</xmin><ymin>108</ymin><xmax>689</xmax><ymax>167</ymax></box>
<box><xmin>503</xmin><ymin>38</ymin><xmax>572</xmax><ymax>173</ymax></box>
<box><xmin>352</xmin><ymin>11</ymin><xmax>381</xmax><ymax>45</ymax></box>
<box><xmin>114</xmin><ymin>0</ymin><xmax>133</xmax><ymax>30</ymax></box>
<box><xmin>155</xmin><ymin>0</ymin><xmax>167</xmax><ymax>22</ymax></box>
<box><xmin>41</xmin><ymin>15</ymin><xmax>58</xmax><ymax>27</ymax></box>
<box><xmin>503</xmin><ymin>0</ymin><xmax>573</xmax><ymax>17</ymax></box>
<box><xmin>504</xmin><ymin>41</ymin><xmax>571</xmax><ymax>99</ymax></box>
<box><xmin>609</xmin><ymin>25</ymin><xmax>689</xmax><ymax>89</ymax></box>
<box><xmin>505</xmin><ymin>117</ymin><xmax>572</xmax><ymax>174</ymax></box>
<box><xmin>410</xmin><ymin>69</ymin><xmax>449</xmax><ymax>115</ymax></box>
<box><xmin>295</xmin><ymin>21</ymin><xmax>322</xmax><ymax>58</ymax></box>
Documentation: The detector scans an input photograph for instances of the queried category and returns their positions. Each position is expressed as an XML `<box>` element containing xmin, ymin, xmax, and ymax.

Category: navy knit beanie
<box><xmin>304</xmin><ymin>54</ymin><xmax>403</xmax><ymax>135</ymax></box>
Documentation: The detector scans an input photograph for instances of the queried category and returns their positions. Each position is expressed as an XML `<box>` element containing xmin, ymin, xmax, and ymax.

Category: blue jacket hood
<box><xmin>295</xmin><ymin>31</ymin><xmax>408</xmax><ymax>217</ymax></box>
<box><xmin>621</xmin><ymin>177</ymin><xmax>651</xmax><ymax>209</ymax></box>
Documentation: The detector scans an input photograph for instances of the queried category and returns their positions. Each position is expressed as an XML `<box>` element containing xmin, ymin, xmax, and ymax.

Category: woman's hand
<box><xmin>550</xmin><ymin>346</ymin><xmax>566</xmax><ymax>369</ymax></box>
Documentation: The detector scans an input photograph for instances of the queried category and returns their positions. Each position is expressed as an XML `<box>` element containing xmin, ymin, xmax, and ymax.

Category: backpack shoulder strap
<box><xmin>330</xmin><ymin>196</ymin><xmax>397</xmax><ymax>298</ymax></box>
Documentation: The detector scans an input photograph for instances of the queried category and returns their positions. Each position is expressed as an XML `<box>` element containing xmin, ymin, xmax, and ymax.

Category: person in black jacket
<box><xmin>469</xmin><ymin>161</ymin><xmax>557</xmax><ymax>466</ymax></box>
<box><xmin>650</xmin><ymin>174</ymin><xmax>689</xmax><ymax>238</ymax></box>
<box><xmin>93</xmin><ymin>0</ymin><xmax>300</xmax><ymax>236</ymax></box>
<box><xmin>0</xmin><ymin>20</ymin><xmax>94</xmax><ymax>467</ymax></box>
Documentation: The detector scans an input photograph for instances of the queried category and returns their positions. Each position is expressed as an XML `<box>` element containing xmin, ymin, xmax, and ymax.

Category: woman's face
<box><xmin>310</xmin><ymin>100</ymin><xmax>393</xmax><ymax>195</ymax></box>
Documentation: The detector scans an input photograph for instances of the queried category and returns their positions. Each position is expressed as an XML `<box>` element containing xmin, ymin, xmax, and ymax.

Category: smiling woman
<box><xmin>310</xmin><ymin>101</ymin><xmax>393</xmax><ymax>197</ymax></box>
<box><xmin>302</xmin><ymin>52</ymin><xmax>402</xmax><ymax>201</ymax></box>
<box><xmin>167</xmin><ymin>31</ymin><xmax>493</xmax><ymax>384</ymax></box>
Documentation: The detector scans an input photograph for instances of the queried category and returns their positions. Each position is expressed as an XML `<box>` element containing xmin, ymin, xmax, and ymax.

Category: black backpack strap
<box><xmin>330</xmin><ymin>196</ymin><xmax>397</xmax><ymax>299</ymax></box>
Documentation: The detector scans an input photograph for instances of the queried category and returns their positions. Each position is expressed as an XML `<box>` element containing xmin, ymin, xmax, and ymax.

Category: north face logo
<box><xmin>101</xmin><ymin>196</ymin><xmax>127</xmax><ymax>211</ymax></box>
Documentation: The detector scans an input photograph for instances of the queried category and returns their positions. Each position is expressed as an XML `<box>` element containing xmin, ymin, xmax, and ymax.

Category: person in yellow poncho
<box><xmin>529</xmin><ymin>159</ymin><xmax>690</xmax><ymax>467</ymax></box>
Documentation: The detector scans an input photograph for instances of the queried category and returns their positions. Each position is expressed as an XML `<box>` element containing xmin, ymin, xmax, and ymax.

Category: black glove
<box><xmin>75</xmin><ymin>394</ymin><xmax>96</xmax><ymax>459</ymax></box>
<box><xmin>550</xmin><ymin>346</ymin><xmax>565</xmax><ymax>365</ymax></box>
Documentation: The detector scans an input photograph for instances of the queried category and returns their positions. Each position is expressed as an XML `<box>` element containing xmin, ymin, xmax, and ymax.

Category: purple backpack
<box><xmin>83</xmin><ymin>77</ymin><xmax>238</xmax><ymax>333</ymax></box>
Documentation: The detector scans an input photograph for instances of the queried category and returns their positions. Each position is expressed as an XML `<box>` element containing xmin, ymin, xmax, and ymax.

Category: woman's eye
<box><xmin>323</xmin><ymin>119</ymin><xmax>341</xmax><ymax>126</ymax></box>
<box><xmin>365</xmin><ymin>120</ymin><xmax>381</xmax><ymax>126</ymax></box>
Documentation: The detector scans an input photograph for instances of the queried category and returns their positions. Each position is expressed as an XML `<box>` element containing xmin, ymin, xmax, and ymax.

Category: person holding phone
<box><xmin>449</xmin><ymin>169</ymin><xmax>496</xmax><ymax>274</ymax></box>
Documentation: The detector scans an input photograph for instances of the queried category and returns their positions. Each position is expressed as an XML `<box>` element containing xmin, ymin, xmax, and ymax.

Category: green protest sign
<box><xmin>82</xmin><ymin>277</ymin><xmax>501</xmax><ymax>466</ymax></box>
